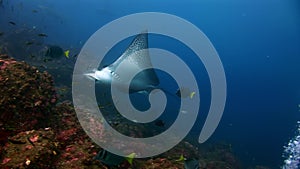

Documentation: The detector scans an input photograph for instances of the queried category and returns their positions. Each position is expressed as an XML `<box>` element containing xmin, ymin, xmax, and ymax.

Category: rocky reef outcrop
<box><xmin>0</xmin><ymin>54</ymin><xmax>57</xmax><ymax>136</ymax></box>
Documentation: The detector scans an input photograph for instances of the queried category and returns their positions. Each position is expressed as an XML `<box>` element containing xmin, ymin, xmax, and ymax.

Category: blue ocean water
<box><xmin>0</xmin><ymin>0</ymin><xmax>299</xmax><ymax>168</ymax></box>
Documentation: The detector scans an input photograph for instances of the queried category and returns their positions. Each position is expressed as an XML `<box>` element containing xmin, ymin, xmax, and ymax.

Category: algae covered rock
<box><xmin>1</xmin><ymin>129</ymin><xmax>58</xmax><ymax>169</ymax></box>
<box><xmin>0</xmin><ymin>54</ymin><xmax>57</xmax><ymax>133</ymax></box>
<box><xmin>51</xmin><ymin>102</ymin><xmax>103</xmax><ymax>169</ymax></box>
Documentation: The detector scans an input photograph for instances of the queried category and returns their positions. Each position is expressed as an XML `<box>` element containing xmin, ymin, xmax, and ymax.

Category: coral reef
<box><xmin>50</xmin><ymin>102</ymin><xmax>103</xmax><ymax>169</ymax></box>
<box><xmin>0</xmin><ymin>54</ymin><xmax>57</xmax><ymax>142</ymax></box>
<box><xmin>1</xmin><ymin>129</ymin><xmax>58</xmax><ymax>169</ymax></box>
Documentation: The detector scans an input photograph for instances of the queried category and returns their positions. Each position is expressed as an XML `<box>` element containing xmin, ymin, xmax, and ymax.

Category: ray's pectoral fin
<box><xmin>109</xmin><ymin>31</ymin><xmax>160</xmax><ymax>90</ymax></box>
<box><xmin>84</xmin><ymin>31</ymin><xmax>161</xmax><ymax>95</ymax></box>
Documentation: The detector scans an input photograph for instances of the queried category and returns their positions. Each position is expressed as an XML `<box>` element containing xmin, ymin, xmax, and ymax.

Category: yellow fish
<box><xmin>190</xmin><ymin>92</ymin><xmax>196</xmax><ymax>99</ymax></box>
<box><xmin>175</xmin><ymin>154</ymin><xmax>186</xmax><ymax>162</ymax></box>
<box><xmin>125</xmin><ymin>152</ymin><xmax>136</xmax><ymax>165</ymax></box>
<box><xmin>64</xmin><ymin>50</ymin><xmax>70</xmax><ymax>58</ymax></box>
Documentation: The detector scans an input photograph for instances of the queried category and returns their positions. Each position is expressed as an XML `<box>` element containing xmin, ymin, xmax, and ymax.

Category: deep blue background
<box><xmin>1</xmin><ymin>0</ymin><xmax>300</xmax><ymax>168</ymax></box>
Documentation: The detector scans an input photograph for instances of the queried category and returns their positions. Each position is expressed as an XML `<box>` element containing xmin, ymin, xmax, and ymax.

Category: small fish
<box><xmin>154</xmin><ymin>119</ymin><xmax>165</xmax><ymax>127</ymax></box>
<box><xmin>184</xmin><ymin>159</ymin><xmax>200</xmax><ymax>169</ymax></box>
<box><xmin>64</xmin><ymin>50</ymin><xmax>70</xmax><ymax>58</ymax></box>
<box><xmin>0</xmin><ymin>32</ymin><xmax>4</xmax><ymax>36</ymax></box>
<box><xmin>180</xmin><ymin>110</ymin><xmax>188</xmax><ymax>114</ymax></box>
<box><xmin>38</xmin><ymin>33</ymin><xmax>48</xmax><ymax>37</ymax></box>
<box><xmin>59</xmin><ymin>87</ymin><xmax>68</xmax><ymax>92</ymax></box>
<box><xmin>190</xmin><ymin>92</ymin><xmax>196</xmax><ymax>99</ymax></box>
<box><xmin>45</xmin><ymin>45</ymin><xmax>64</xmax><ymax>58</ymax></box>
<box><xmin>175</xmin><ymin>154</ymin><xmax>186</xmax><ymax>162</ymax></box>
<box><xmin>94</xmin><ymin>149</ymin><xmax>124</xmax><ymax>166</ymax></box>
<box><xmin>176</xmin><ymin>87</ymin><xmax>195</xmax><ymax>99</ymax></box>
<box><xmin>25</xmin><ymin>41</ymin><xmax>34</xmax><ymax>46</ymax></box>
<box><xmin>125</xmin><ymin>153</ymin><xmax>136</xmax><ymax>165</ymax></box>
<box><xmin>32</xmin><ymin>9</ymin><xmax>38</xmax><ymax>13</ymax></box>
<box><xmin>9</xmin><ymin>21</ymin><xmax>16</xmax><ymax>25</ymax></box>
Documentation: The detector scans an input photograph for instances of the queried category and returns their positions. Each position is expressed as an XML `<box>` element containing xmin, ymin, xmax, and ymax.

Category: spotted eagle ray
<box><xmin>85</xmin><ymin>32</ymin><xmax>162</xmax><ymax>95</ymax></box>
<box><xmin>84</xmin><ymin>32</ymin><xmax>193</xmax><ymax>98</ymax></box>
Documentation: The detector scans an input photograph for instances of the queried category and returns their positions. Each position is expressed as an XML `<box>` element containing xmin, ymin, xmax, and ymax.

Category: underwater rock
<box><xmin>0</xmin><ymin>100</ymin><xmax>103</xmax><ymax>169</ymax></box>
<box><xmin>55</xmin><ymin>141</ymin><xmax>103</xmax><ymax>169</ymax></box>
<box><xmin>52</xmin><ymin>102</ymin><xmax>88</xmax><ymax>145</ymax></box>
<box><xmin>196</xmin><ymin>142</ymin><xmax>241</xmax><ymax>169</ymax></box>
<box><xmin>50</xmin><ymin>101</ymin><xmax>103</xmax><ymax>169</ymax></box>
<box><xmin>139</xmin><ymin>158</ymin><xmax>184</xmax><ymax>169</ymax></box>
<box><xmin>0</xmin><ymin>54</ymin><xmax>57</xmax><ymax>141</ymax></box>
<box><xmin>1</xmin><ymin>129</ymin><xmax>58</xmax><ymax>169</ymax></box>
<box><xmin>163</xmin><ymin>141</ymin><xmax>199</xmax><ymax>161</ymax></box>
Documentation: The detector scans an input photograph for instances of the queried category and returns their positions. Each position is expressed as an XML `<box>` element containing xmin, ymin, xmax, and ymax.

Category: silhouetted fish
<box><xmin>25</xmin><ymin>41</ymin><xmax>34</xmax><ymax>46</ymax></box>
<box><xmin>184</xmin><ymin>159</ymin><xmax>200</xmax><ymax>169</ymax></box>
<box><xmin>38</xmin><ymin>33</ymin><xmax>48</xmax><ymax>37</ymax></box>
<box><xmin>9</xmin><ymin>21</ymin><xmax>16</xmax><ymax>25</ymax></box>
<box><xmin>45</xmin><ymin>45</ymin><xmax>64</xmax><ymax>58</ymax></box>
<box><xmin>94</xmin><ymin>150</ymin><xmax>124</xmax><ymax>166</ymax></box>
<box><xmin>154</xmin><ymin>119</ymin><xmax>165</xmax><ymax>127</ymax></box>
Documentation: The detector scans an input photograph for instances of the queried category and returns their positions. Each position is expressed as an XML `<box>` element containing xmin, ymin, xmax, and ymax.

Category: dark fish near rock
<box><xmin>184</xmin><ymin>159</ymin><xmax>200</xmax><ymax>169</ymax></box>
<box><xmin>25</xmin><ymin>41</ymin><xmax>34</xmax><ymax>46</ymax></box>
<box><xmin>9</xmin><ymin>21</ymin><xmax>16</xmax><ymax>25</ymax></box>
<box><xmin>45</xmin><ymin>45</ymin><xmax>64</xmax><ymax>58</ymax></box>
<box><xmin>94</xmin><ymin>149</ymin><xmax>125</xmax><ymax>167</ymax></box>
<box><xmin>154</xmin><ymin>119</ymin><xmax>165</xmax><ymax>127</ymax></box>
<box><xmin>38</xmin><ymin>33</ymin><xmax>48</xmax><ymax>37</ymax></box>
